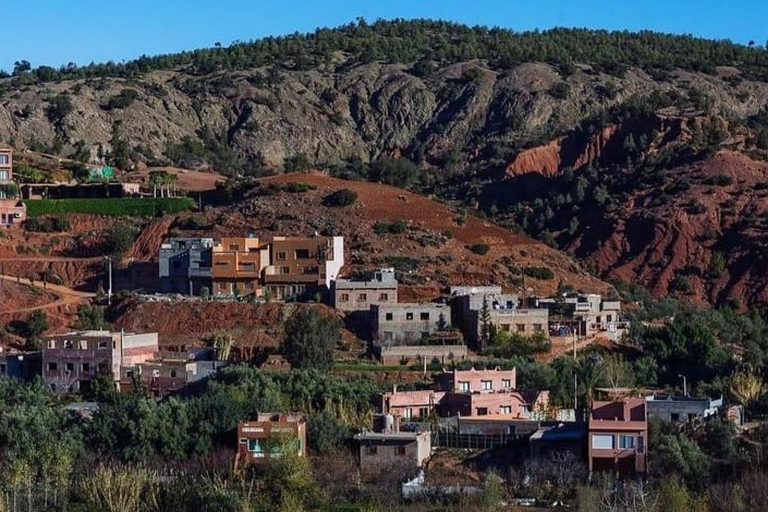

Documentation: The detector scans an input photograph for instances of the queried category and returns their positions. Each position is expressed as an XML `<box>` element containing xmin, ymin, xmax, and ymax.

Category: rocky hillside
<box><xmin>2</xmin><ymin>20</ymin><xmax>768</xmax><ymax>306</ymax></box>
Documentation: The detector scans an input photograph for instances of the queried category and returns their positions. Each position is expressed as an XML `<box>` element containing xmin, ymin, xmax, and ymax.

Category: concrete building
<box><xmin>0</xmin><ymin>146</ymin><xmax>12</xmax><ymax>184</ymax></box>
<box><xmin>452</xmin><ymin>287</ymin><xmax>548</xmax><ymax>348</ymax></box>
<box><xmin>438</xmin><ymin>390</ymin><xmax>545</xmax><ymax>418</ymax></box>
<box><xmin>212</xmin><ymin>237</ymin><xmax>269</xmax><ymax>297</ymax></box>
<box><xmin>120</xmin><ymin>348</ymin><xmax>226</xmax><ymax>396</ymax></box>
<box><xmin>0</xmin><ymin>200</ymin><xmax>26</xmax><ymax>227</ymax></box>
<box><xmin>354</xmin><ymin>430</ymin><xmax>431</xmax><ymax>480</ymax></box>
<box><xmin>534</xmin><ymin>294</ymin><xmax>622</xmax><ymax>332</ymax></box>
<box><xmin>380</xmin><ymin>388</ymin><xmax>447</xmax><ymax>420</ymax></box>
<box><xmin>158</xmin><ymin>237</ymin><xmax>214</xmax><ymax>294</ymax></box>
<box><xmin>332</xmin><ymin>268</ymin><xmax>398</xmax><ymax>312</ymax></box>
<box><xmin>264</xmin><ymin>236</ymin><xmax>344</xmax><ymax>300</ymax></box>
<box><xmin>20</xmin><ymin>182</ymin><xmax>141</xmax><ymax>200</ymax></box>
<box><xmin>236</xmin><ymin>413</ymin><xmax>307</xmax><ymax>465</ymax></box>
<box><xmin>42</xmin><ymin>330</ymin><xmax>158</xmax><ymax>393</ymax></box>
<box><xmin>371</xmin><ymin>303</ymin><xmax>452</xmax><ymax>345</ymax></box>
<box><xmin>0</xmin><ymin>351</ymin><xmax>41</xmax><ymax>380</ymax></box>
<box><xmin>589</xmin><ymin>398</ymin><xmax>648</xmax><ymax>476</ymax></box>
<box><xmin>436</xmin><ymin>367</ymin><xmax>517</xmax><ymax>393</ymax></box>
<box><xmin>645</xmin><ymin>394</ymin><xmax>722</xmax><ymax>423</ymax></box>
<box><xmin>375</xmin><ymin>344</ymin><xmax>467</xmax><ymax>365</ymax></box>
<box><xmin>530</xmin><ymin>423</ymin><xmax>587</xmax><ymax>460</ymax></box>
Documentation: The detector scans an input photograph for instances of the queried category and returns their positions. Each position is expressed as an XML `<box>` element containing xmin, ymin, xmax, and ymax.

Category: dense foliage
<box><xmin>4</xmin><ymin>20</ymin><xmax>768</xmax><ymax>84</ymax></box>
<box><xmin>24</xmin><ymin>197</ymin><xmax>194</xmax><ymax>217</ymax></box>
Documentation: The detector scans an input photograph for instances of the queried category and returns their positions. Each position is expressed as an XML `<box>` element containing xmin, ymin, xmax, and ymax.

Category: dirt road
<box><xmin>0</xmin><ymin>275</ymin><xmax>96</xmax><ymax>314</ymax></box>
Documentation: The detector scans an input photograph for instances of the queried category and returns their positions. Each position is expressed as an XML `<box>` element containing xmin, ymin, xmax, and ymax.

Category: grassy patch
<box><xmin>25</xmin><ymin>197</ymin><xmax>194</xmax><ymax>217</ymax></box>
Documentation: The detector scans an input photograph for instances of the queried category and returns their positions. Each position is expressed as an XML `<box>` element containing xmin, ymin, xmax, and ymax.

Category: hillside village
<box><xmin>0</xmin><ymin>138</ymin><xmax>764</xmax><ymax>511</ymax></box>
<box><xmin>1</xmin><ymin>17</ymin><xmax>768</xmax><ymax>512</ymax></box>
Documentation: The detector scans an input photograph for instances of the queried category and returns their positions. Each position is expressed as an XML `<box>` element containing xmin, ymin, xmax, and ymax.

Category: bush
<box><xmin>704</xmin><ymin>174</ymin><xmax>734</xmax><ymax>186</ymax></box>
<box><xmin>322</xmin><ymin>188</ymin><xmax>358</xmax><ymax>207</ymax></box>
<box><xmin>24</xmin><ymin>198</ymin><xmax>194</xmax><ymax>217</ymax></box>
<box><xmin>106</xmin><ymin>88</ymin><xmax>140</xmax><ymax>109</ymax></box>
<box><xmin>368</xmin><ymin>158</ymin><xmax>419</xmax><ymax>189</ymax></box>
<box><xmin>524</xmin><ymin>266</ymin><xmax>555</xmax><ymax>280</ymax></box>
<box><xmin>25</xmin><ymin>215</ymin><xmax>71</xmax><ymax>232</ymax></box>
<box><xmin>548</xmin><ymin>82</ymin><xmax>571</xmax><ymax>99</ymax></box>
<box><xmin>469</xmin><ymin>243</ymin><xmax>490</xmax><ymax>255</ymax></box>
<box><xmin>373</xmin><ymin>220</ymin><xmax>408</xmax><ymax>234</ymax></box>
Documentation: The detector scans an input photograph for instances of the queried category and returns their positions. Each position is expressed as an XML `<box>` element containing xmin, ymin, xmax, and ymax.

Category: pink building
<box><xmin>380</xmin><ymin>387</ymin><xmax>446</xmax><ymax>420</ymax></box>
<box><xmin>0</xmin><ymin>146</ymin><xmax>12</xmax><ymax>183</ymax></box>
<box><xmin>436</xmin><ymin>367</ymin><xmax>516</xmax><ymax>392</ymax></box>
<box><xmin>588</xmin><ymin>398</ymin><xmax>648</xmax><ymax>476</ymax></box>
<box><xmin>0</xmin><ymin>200</ymin><xmax>25</xmax><ymax>226</ymax></box>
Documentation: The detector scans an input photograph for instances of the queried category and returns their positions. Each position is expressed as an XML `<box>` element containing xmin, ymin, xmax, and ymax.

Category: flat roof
<box><xmin>354</xmin><ymin>431</ymin><xmax>424</xmax><ymax>441</ymax></box>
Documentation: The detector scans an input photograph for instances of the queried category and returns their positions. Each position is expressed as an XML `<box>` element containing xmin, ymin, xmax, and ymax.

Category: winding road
<box><xmin>0</xmin><ymin>275</ymin><xmax>96</xmax><ymax>315</ymax></box>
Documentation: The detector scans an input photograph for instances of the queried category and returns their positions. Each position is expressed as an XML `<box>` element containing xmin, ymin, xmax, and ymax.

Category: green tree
<box><xmin>281</xmin><ymin>308</ymin><xmax>341</xmax><ymax>372</ymax></box>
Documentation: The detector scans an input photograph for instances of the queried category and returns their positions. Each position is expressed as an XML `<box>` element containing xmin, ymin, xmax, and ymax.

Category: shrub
<box><xmin>24</xmin><ymin>198</ymin><xmax>194</xmax><ymax>217</ymax></box>
<box><xmin>524</xmin><ymin>266</ymin><xmax>555</xmax><ymax>280</ymax></box>
<box><xmin>704</xmin><ymin>174</ymin><xmax>734</xmax><ymax>186</ymax></box>
<box><xmin>322</xmin><ymin>188</ymin><xmax>358</xmax><ymax>207</ymax></box>
<box><xmin>373</xmin><ymin>221</ymin><xmax>408</xmax><ymax>234</ymax></box>
<box><xmin>25</xmin><ymin>216</ymin><xmax>71</xmax><ymax>232</ymax></box>
<box><xmin>469</xmin><ymin>243</ymin><xmax>490</xmax><ymax>255</ymax></box>
<box><xmin>548</xmin><ymin>82</ymin><xmax>571</xmax><ymax>99</ymax></box>
<box><xmin>106</xmin><ymin>88</ymin><xmax>140</xmax><ymax>109</ymax></box>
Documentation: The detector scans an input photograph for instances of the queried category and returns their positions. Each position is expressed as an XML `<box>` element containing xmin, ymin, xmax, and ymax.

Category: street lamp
<box><xmin>678</xmin><ymin>374</ymin><xmax>687</xmax><ymax>397</ymax></box>
<box><xmin>104</xmin><ymin>255</ymin><xmax>113</xmax><ymax>305</ymax></box>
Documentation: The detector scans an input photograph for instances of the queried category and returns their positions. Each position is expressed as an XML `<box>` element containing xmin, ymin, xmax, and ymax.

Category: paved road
<box><xmin>0</xmin><ymin>275</ymin><xmax>96</xmax><ymax>315</ymax></box>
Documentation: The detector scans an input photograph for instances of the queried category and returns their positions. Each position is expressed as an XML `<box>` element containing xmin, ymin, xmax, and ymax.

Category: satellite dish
<box><xmin>470</xmin><ymin>287</ymin><xmax>478</xmax><ymax>294</ymax></box>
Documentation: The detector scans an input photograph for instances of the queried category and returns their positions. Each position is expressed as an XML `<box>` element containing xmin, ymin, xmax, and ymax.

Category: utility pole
<box><xmin>105</xmin><ymin>255</ymin><xmax>113</xmax><ymax>304</ymax></box>
<box><xmin>574</xmin><ymin>334</ymin><xmax>578</xmax><ymax>412</ymax></box>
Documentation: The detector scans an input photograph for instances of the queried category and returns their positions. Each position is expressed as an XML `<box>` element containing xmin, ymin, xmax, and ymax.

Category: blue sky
<box><xmin>1</xmin><ymin>0</ymin><xmax>765</xmax><ymax>72</ymax></box>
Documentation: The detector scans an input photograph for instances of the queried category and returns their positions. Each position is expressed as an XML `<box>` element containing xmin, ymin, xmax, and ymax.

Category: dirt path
<box><xmin>0</xmin><ymin>275</ymin><xmax>96</xmax><ymax>314</ymax></box>
<box><xmin>0</xmin><ymin>257</ymin><xmax>102</xmax><ymax>262</ymax></box>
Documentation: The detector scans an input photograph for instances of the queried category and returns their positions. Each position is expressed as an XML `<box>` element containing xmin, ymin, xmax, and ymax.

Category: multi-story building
<box><xmin>452</xmin><ymin>287</ymin><xmax>548</xmax><ymax>348</ymax></box>
<box><xmin>212</xmin><ymin>237</ymin><xmax>269</xmax><ymax>297</ymax></box>
<box><xmin>371</xmin><ymin>303</ymin><xmax>452</xmax><ymax>345</ymax></box>
<box><xmin>158</xmin><ymin>237</ymin><xmax>214</xmax><ymax>294</ymax></box>
<box><xmin>589</xmin><ymin>398</ymin><xmax>648</xmax><ymax>476</ymax></box>
<box><xmin>332</xmin><ymin>268</ymin><xmax>398</xmax><ymax>312</ymax></box>
<box><xmin>42</xmin><ymin>330</ymin><xmax>158</xmax><ymax>393</ymax></box>
<box><xmin>119</xmin><ymin>347</ymin><xmax>226</xmax><ymax>396</ymax></box>
<box><xmin>263</xmin><ymin>236</ymin><xmax>344</xmax><ymax>300</ymax></box>
<box><xmin>236</xmin><ymin>413</ymin><xmax>307</xmax><ymax>465</ymax></box>
<box><xmin>645</xmin><ymin>394</ymin><xmax>722</xmax><ymax>423</ymax></box>
<box><xmin>534</xmin><ymin>293</ymin><xmax>622</xmax><ymax>332</ymax></box>
<box><xmin>0</xmin><ymin>146</ymin><xmax>12</xmax><ymax>184</ymax></box>
<box><xmin>380</xmin><ymin>367</ymin><xmax>548</xmax><ymax>420</ymax></box>
<box><xmin>354</xmin><ymin>430</ymin><xmax>431</xmax><ymax>480</ymax></box>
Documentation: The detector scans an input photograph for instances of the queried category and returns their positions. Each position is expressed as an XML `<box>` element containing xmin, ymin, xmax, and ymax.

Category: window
<box><xmin>420</xmin><ymin>312</ymin><xmax>430</xmax><ymax>321</ymax></box>
<box><xmin>637</xmin><ymin>436</ymin><xmax>645</xmax><ymax>454</ymax></box>
<box><xmin>533</xmin><ymin>324</ymin><xmax>543</xmax><ymax>332</ymax></box>
<box><xmin>0</xmin><ymin>155</ymin><xmax>9</xmax><ymax>164</ymax></box>
<box><xmin>170</xmin><ymin>370</ymin><xmax>178</xmax><ymax>378</ymax></box>
<box><xmin>419</xmin><ymin>407</ymin><xmax>429</xmax><ymax>418</ymax></box>
<box><xmin>396</xmin><ymin>445</ymin><xmax>407</xmax><ymax>455</ymax></box>
<box><xmin>501</xmin><ymin>324</ymin><xmax>510</xmax><ymax>332</ymax></box>
<box><xmin>500</xmin><ymin>406</ymin><xmax>512</xmax><ymax>415</ymax></box>
<box><xmin>247</xmin><ymin>439</ymin><xmax>263</xmax><ymax>453</ymax></box>
<box><xmin>385</xmin><ymin>312</ymin><xmax>393</xmax><ymax>321</ymax></box>
<box><xmin>459</xmin><ymin>381</ymin><xmax>470</xmax><ymax>392</ymax></box>
<box><xmin>64</xmin><ymin>340</ymin><xmax>73</xmax><ymax>349</ymax></box>
<box><xmin>229</xmin><ymin>244</ymin><xmax>239</xmax><ymax>251</ymax></box>
<box><xmin>98</xmin><ymin>341</ymin><xmax>108</xmax><ymax>350</ymax></box>
<box><xmin>47</xmin><ymin>363</ymin><xmax>58</xmax><ymax>372</ymax></box>
<box><xmin>366</xmin><ymin>445</ymin><xmax>378</xmax><ymax>455</ymax></box>
<box><xmin>295</xmin><ymin>249</ymin><xmax>310</xmax><ymax>259</ymax></box>
<box><xmin>277</xmin><ymin>251</ymin><xmax>286</xmax><ymax>260</ymax></box>
<box><xmin>358</xmin><ymin>293</ymin><xmax>367</xmax><ymax>301</ymax></box>
<box><xmin>477</xmin><ymin>407</ymin><xmax>488</xmax><ymax>416</ymax></box>
<box><xmin>82</xmin><ymin>363</ymin><xmax>90</xmax><ymax>372</ymax></box>
<box><xmin>280</xmin><ymin>266</ymin><xmax>290</xmax><ymax>275</ymax></box>
<box><xmin>0</xmin><ymin>171</ymin><xmax>7</xmax><ymax>180</ymax></box>
<box><xmin>619</xmin><ymin>435</ymin><xmax>635</xmax><ymax>450</ymax></box>
<box><xmin>481</xmin><ymin>380</ymin><xmax>492</xmax><ymax>391</ymax></box>
<box><xmin>592</xmin><ymin>434</ymin><xmax>614</xmax><ymax>450</ymax></box>
<box><xmin>379</xmin><ymin>293</ymin><xmax>389</xmax><ymax>301</ymax></box>
<box><xmin>65</xmin><ymin>363</ymin><xmax>74</xmax><ymax>372</ymax></box>
<box><xmin>501</xmin><ymin>379</ymin><xmax>511</xmax><ymax>388</ymax></box>
<box><xmin>340</xmin><ymin>293</ymin><xmax>349</xmax><ymax>302</ymax></box>
<box><xmin>126</xmin><ymin>370</ymin><xmax>134</xmax><ymax>378</ymax></box>
<box><xmin>670</xmin><ymin>413</ymin><xmax>680</xmax><ymax>422</ymax></box>
<box><xmin>404</xmin><ymin>408</ymin><xmax>413</xmax><ymax>419</ymax></box>
<box><xmin>607</xmin><ymin>315</ymin><xmax>613</xmax><ymax>322</ymax></box>
<box><xmin>79</xmin><ymin>340</ymin><xmax>88</xmax><ymax>350</ymax></box>
<box><xmin>384</xmin><ymin>331</ymin><xmax>393</xmax><ymax>341</ymax></box>
<box><xmin>406</xmin><ymin>312</ymin><xmax>414</xmax><ymax>320</ymax></box>
<box><xmin>48</xmin><ymin>340</ymin><xmax>56</xmax><ymax>349</ymax></box>
<box><xmin>516</xmin><ymin>324</ymin><xmax>526</xmax><ymax>333</ymax></box>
